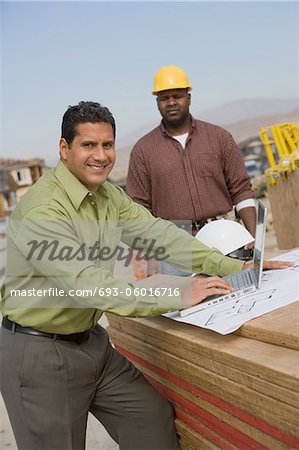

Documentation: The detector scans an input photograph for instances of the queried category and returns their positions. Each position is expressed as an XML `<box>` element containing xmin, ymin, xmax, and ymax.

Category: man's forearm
<box><xmin>238</xmin><ymin>206</ymin><xmax>256</xmax><ymax>238</ymax></box>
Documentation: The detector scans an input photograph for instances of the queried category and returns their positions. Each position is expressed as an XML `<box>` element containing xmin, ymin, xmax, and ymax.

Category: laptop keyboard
<box><xmin>225</xmin><ymin>270</ymin><xmax>254</xmax><ymax>290</ymax></box>
<box><xmin>179</xmin><ymin>270</ymin><xmax>257</xmax><ymax>318</ymax></box>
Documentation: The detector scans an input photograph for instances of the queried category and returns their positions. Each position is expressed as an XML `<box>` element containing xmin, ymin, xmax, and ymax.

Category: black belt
<box><xmin>2</xmin><ymin>317</ymin><xmax>90</xmax><ymax>343</ymax></box>
<box><xmin>176</xmin><ymin>217</ymin><xmax>230</xmax><ymax>236</ymax></box>
<box><xmin>174</xmin><ymin>219</ymin><xmax>208</xmax><ymax>234</ymax></box>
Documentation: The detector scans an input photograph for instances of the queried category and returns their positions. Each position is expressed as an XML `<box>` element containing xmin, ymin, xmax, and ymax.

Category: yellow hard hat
<box><xmin>152</xmin><ymin>65</ymin><xmax>192</xmax><ymax>95</ymax></box>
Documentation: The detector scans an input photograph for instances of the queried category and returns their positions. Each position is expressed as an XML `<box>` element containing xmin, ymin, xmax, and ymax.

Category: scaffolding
<box><xmin>260</xmin><ymin>123</ymin><xmax>299</xmax><ymax>186</ymax></box>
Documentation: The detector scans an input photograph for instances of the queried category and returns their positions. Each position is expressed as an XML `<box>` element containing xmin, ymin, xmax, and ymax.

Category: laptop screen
<box><xmin>253</xmin><ymin>201</ymin><xmax>267</xmax><ymax>288</ymax></box>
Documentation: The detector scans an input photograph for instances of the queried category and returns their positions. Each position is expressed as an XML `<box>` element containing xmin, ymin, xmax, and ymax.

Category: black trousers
<box><xmin>0</xmin><ymin>324</ymin><xmax>180</xmax><ymax>450</ymax></box>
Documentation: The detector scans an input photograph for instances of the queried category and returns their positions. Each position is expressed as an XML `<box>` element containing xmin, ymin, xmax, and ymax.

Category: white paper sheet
<box><xmin>164</xmin><ymin>250</ymin><xmax>299</xmax><ymax>334</ymax></box>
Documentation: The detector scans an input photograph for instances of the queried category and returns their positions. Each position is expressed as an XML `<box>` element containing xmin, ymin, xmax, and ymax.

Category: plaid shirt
<box><xmin>126</xmin><ymin>117</ymin><xmax>254</xmax><ymax>222</ymax></box>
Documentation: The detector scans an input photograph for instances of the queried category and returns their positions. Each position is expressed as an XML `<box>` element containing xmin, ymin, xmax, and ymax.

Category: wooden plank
<box><xmin>148</xmin><ymin>375</ymin><xmax>288</xmax><ymax>450</ymax></box>
<box><xmin>110</xmin><ymin>329</ymin><xmax>299</xmax><ymax>438</ymax></box>
<box><xmin>268</xmin><ymin>169</ymin><xmax>299</xmax><ymax>249</ymax></box>
<box><xmin>117</xmin><ymin>347</ymin><xmax>299</xmax><ymax>449</ymax></box>
<box><xmin>106</xmin><ymin>314</ymin><xmax>299</xmax><ymax>393</ymax></box>
<box><xmin>114</xmin><ymin>342</ymin><xmax>299</xmax><ymax>449</ymax></box>
<box><xmin>175</xmin><ymin>418</ymin><xmax>224</xmax><ymax>450</ymax></box>
<box><xmin>108</xmin><ymin>325</ymin><xmax>299</xmax><ymax>409</ymax></box>
<box><xmin>175</xmin><ymin>414</ymin><xmax>238</xmax><ymax>450</ymax></box>
<box><xmin>236</xmin><ymin>301</ymin><xmax>299</xmax><ymax>350</ymax></box>
<box><xmin>108</xmin><ymin>327</ymin><xmax>299</xmax><ymax>439</ymax></box>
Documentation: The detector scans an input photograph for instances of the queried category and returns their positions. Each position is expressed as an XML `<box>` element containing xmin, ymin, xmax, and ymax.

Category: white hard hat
<box><xmin>195</xmin><ymin>219</ymin><xmax>254</xmax><ymax>255</ymax></box>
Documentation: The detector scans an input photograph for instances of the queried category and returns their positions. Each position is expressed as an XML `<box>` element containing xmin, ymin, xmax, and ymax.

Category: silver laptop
<box><xmin>180</xmin><ymin>200</ymin><xmax>267</xmax><ymax>318</ymax></box>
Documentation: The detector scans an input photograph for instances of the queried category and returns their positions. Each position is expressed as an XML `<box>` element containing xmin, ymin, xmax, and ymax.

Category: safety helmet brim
<box><xmin>195</xmin><ymin>220</ymin><xmax>255</xmax><ymax>255</ymax></box>
<box><xmin>152</xmin><ymin>65</ymin><xmax>192</xmax><ymax>95</ymax></box>
<box><xmin>153</xmin><ymin>86</ymin><xmax>192</xmax><ymax>95</ymax></box>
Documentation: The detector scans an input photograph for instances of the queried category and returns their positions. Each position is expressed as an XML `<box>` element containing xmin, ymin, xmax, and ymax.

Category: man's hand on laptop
<box><xmin>243</xmin><ymin>260</ymin><xmax>294</xmax><ymax>271</ymax></box>
<box><xmin>182</xmin><ymin>276</ymin><xmax>233</xmax><ymax>309</ymax></box>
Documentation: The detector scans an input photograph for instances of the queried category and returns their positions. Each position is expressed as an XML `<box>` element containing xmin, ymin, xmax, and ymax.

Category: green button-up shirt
<box><xmin>1</xmin><ymin>161</ymin><xmax>243</xmax><ymax>333</ymax></box>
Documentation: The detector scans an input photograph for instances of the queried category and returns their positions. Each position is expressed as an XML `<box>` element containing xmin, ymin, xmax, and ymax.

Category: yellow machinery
<box><xmin>260</xmin><ymin>122</ymin><xmax>299</xmax><ymax>185</ymax></box>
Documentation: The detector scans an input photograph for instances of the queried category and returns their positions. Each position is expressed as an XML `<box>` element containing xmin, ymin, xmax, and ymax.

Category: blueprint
<box><xmin>164</xmin><ymin>250</ymin><xmax>299</xmax><ymax>334</ymax></box>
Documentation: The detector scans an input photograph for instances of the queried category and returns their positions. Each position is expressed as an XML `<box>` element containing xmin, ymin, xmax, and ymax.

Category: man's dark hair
<box><xmin>61</xmin><ymin>101</ymin><xmax>116</xmax><ymax>145</ymax></box>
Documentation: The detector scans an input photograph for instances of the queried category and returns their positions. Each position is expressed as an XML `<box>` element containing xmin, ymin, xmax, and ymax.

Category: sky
<box><xmin>1</xmin><ymin>1</ymin><xmax>299</xmax><ymax>165</ymax></box>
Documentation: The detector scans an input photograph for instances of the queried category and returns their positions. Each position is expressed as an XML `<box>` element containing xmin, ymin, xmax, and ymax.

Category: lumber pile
<box><xmin>106</xmin><ymin>303</ymin><xmax>299</xmax><ymax>449</ymax></box>
<box><xmin>268</xmin><ymin>169</ymin><xmax>299</xmax><ymax>249</ymax></box>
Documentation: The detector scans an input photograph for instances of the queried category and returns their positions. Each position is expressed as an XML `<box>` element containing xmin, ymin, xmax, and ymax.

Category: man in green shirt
<box><xmin>0</xmin><ymin>101</ymin><xmax>290</xmax><ymax>450</ymax></box>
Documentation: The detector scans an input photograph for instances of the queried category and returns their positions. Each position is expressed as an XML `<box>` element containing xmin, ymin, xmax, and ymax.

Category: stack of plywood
<box><xmin>268</xmin><ymin>169</ymin><xmax>299</xmax><ymax>249</ymax></box>
<box><xmin>106</xmin><ymin>301</ymin><xmax>299</xmax><ymax>449</ymax></box>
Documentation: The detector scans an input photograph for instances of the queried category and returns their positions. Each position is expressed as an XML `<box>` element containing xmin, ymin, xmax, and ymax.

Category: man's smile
<box><xmin>86</xmin><ymin>162</ymin><xmax>109</xmax><ymax>172</ymax></box>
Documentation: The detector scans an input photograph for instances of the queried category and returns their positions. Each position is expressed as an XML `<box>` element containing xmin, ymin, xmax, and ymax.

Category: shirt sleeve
<box><xmin>126</xmin><ymin>142</ymin><xmax>153</xmax><ymax>212</ymax></box>
<box><xmin>118</xmin><ymin>190</ymin><xmax>244</xmax><ymax>277</ymax></box>
<box><xmin>5</xmin><ymin>205</ymin><xmax>182</xmax><ymax>317</ymax></box>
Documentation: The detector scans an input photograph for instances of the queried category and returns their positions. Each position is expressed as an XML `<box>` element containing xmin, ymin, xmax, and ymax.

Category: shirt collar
<box><xmin>54</xmin><ymin>161</ymin><xmax>108</xmax><ymax>210</ymax></box>
<box><xmin>160</xmin><ymin>115</ymin><xmax>195</xmax><ymax>137</ymax></box>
